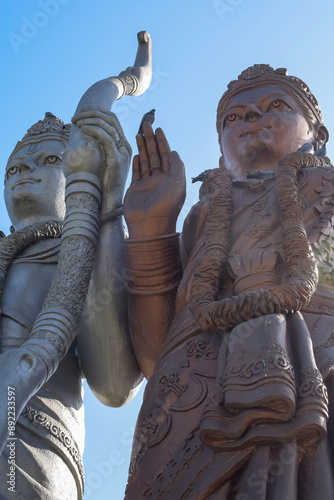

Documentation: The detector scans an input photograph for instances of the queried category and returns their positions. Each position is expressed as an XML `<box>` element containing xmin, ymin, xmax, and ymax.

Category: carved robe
<box><xmin>125</xmin><ymin>166</ymin><xmax>334</xmax><ymax>499</ymax></box>
<box><xmin>0</xmin><ymin>238</ymin><xmax>84</xmax><ymax>500</ymax></box>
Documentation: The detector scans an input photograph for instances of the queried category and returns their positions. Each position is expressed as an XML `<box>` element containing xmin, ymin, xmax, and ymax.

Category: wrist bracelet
<box><xmin>61</xmin><ymin>208</ymin><xmax>100</xmax><ymax>246</ymax></box>
<box><xmin>65</xmin><ymin>172</ymin><xmax>101</xmax><ymax>205</ymax></box>
<box><xmin>124</xmin><ymin>233</ymin><xmax>182</xmax><ymax>294</ymax></box>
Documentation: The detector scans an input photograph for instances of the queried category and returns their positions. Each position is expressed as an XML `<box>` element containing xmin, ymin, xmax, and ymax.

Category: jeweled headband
<box><xmin>216</xmin><ymin>64</ymin><xmax>323</xmax><ymax>134</ymax></box>
<box><xmin>9</xmin><ymin>112</ymin><xmax>71</xmax><ymax>160</ymax></box>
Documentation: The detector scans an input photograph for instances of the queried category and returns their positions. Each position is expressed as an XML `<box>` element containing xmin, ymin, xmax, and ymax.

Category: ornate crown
<box><xmin>217</xmin><ymin>64</ymin><xmax>323</xmax><ymax>133</ymax></box>
<box><xmin>9</xmin><ymin>112</ymin><xmax>71</xmax><ymax>159</ymax></box>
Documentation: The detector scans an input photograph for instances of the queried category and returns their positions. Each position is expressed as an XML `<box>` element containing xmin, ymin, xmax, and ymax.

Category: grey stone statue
<box><xmin>0</xmin><ymin>31</ymin><xmax>152</xmax><ymax>500</ymax></box>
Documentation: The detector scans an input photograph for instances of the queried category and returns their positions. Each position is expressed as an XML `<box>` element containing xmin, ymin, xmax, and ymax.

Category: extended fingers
<box><xmin>136</xmin><ymin>123</ymin><xmax>161</xmax><ymax>177</ymax></box>
<box><xmin>132</xmin><ymin>155</ymin><xmax>141</xmax><ymax>183</ymax></box>
<box><xmin>136</xmin><ymin>133</ymin><xmax>150</xmax><ymax>177</ymax></box>
<box><xmin>142</xmin><ymin>122</ymin><xmax>161</xmax><ymax>172</ymax></box>
<box><xmin>135</xmin><ymin>125</ymin><xmax>175</xmax><ymax>178</ymax></box>
<box><xmin>155</xmin><ymin>128</ymin><xmax>171</xmax><ymax>172</ymax></box>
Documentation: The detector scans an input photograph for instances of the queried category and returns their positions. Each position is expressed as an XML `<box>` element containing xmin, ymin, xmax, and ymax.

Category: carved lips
<box><xmin>241</xmin><ymin>126</ymin><xmax>271</xmax><ymax>137</ymax></box>
<box><xmin>12</xmin><ymin>178</ymin><xmax>42</xmax><ymax>190</ymax></box>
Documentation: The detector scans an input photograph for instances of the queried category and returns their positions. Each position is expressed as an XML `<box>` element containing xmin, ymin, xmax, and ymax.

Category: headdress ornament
<box><xmin>217</xmin><ymin>64</ymin><xmax>323</xmax><ymax>133</ymax></box>
<box><xmin>9</xmin><ymin>112</ymin><xmax>71</xmax><ymax>159</ymax></box>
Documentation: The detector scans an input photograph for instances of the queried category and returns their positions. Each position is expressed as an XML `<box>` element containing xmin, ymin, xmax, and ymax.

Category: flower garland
<box><xmin>189</xmin><ymin>152</ymin><xmax>332</xmax><ymax>331</ymax></box>
<box><xmin>0</xmin><ymin>221</ymin><xmax>62</xmax><ymax>311</ymax></box>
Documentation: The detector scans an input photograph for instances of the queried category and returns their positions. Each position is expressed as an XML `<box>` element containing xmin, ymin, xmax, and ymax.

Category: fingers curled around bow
<box><xmin>72</xmin><ymin>109</ymin><xmax>131</xmax><ymax>156</ymax></box>
<box><xmin>77</xmin><ymin>117</ymin><xmax>132</xmax><ymax>157</ymax></box>
<box><xmin>80</xmin><ymin>125</ymin><xmax>131</xmax><ymax>163</ymax></box>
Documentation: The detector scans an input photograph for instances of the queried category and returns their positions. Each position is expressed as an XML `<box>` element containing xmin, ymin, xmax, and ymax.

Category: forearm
<box><xmin>78</xmin><ymin>216</ymin><xmax>143</xmax><ymax>407</ymax></box>
<box><xmin>125</xmin><ymin>233</ymin><xmax>182</xmax><ymax>379</ymax></box>
<box><xmin>128</xmin><ymin>293</ymin><xmax>177</xmax><ymax>379</ymax></box>
<box><xmin>122</xmin><ymin>123</ymin><xmax>186</xmax><ymax>378</ymax></box>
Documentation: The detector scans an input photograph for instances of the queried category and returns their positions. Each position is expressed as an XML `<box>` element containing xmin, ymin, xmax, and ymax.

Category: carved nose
<box><xmin>243</xmin><ymin>104</ymin><xmax>262</xmax><ymax>121</ymax></box>
<box><xmin>18</xmin><ymin>163</ymin><xmax>33</xmax><ymax>174</ymax></box>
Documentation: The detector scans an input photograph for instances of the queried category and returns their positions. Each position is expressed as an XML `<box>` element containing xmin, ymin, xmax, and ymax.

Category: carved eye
<box><xmin>268</xmin><ymin>100</ymin><xmax>291</xmax><ymax>111</ymax></box>
<box><xmin>7</xmin><ymin>166</ymin><xmax>18</xmax><ymax>178</ymax></box>
<box><xmin>45</xmin><ymin>155</ymin><xmax>61</xmax><ymax>165</ymax></box>
<box><xmin>223</xmin><ymin>113</ymin><xmax>239</xmax><ymax>128</ymax></box>
<box><xmin>227</xmin><ymin>114</ymin><xmax>237</xmax><ymax>122</ymax></box>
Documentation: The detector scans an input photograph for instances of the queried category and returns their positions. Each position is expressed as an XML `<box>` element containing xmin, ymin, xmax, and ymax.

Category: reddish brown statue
<box><xmin>123</xmin><ymin>65</ymin><xmax>334</xmax><ymax>499</ymax></box>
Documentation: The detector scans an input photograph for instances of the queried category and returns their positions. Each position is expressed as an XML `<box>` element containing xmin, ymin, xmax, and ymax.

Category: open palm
<box><xmin>124</xmin><ymin>123</ymin><xmax>186</xmax><ymax>238</ymax></box>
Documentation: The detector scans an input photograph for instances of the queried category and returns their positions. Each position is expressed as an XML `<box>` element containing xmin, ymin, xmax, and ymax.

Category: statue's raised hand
<box><xmin>63</xmin><ymin>118</ymin><xmax>104</xmax><ymax>180</ymax></box>
<box><xmin>70</xmin><ymin>108</ymin><xmax>132</xmax><ymax>216</ymax></box>
<box><xmin>124</xmin><ymin>122</ymin><xmax>186</xmax><ymax>238</ymax></box>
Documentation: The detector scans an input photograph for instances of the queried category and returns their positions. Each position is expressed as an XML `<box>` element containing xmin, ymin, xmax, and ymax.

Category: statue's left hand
<box><xmin>72</xmin><ymin>108</ymin><xmax>132</xmax><ymax>215</ymax></box>
<box><xmin>0</xmin><ymin>347</ymin><xmax>49</xmax><ymax>455</ymax></box>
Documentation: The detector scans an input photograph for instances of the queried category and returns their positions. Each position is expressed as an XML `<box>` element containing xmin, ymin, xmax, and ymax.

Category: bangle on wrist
<box><xmin>65</xmin><ymin>172</ymin><xmax>101</xmax><ymax>205</ymax></box>
<box><xmin>62</xmin><ymin>173</ymin><xmax>102</xmax><ymax>245</ymax></box>
<box><xmin>124</xmin><ymin>233</ymin><xmax>182</xmax><ymax>295</ymax></box>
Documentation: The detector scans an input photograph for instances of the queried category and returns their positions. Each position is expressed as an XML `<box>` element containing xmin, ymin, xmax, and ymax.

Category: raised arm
<box><xmin>67</xmin><ymin>31</ymin><xmax>152</xmax><ymax>404</ymax></box>
<box><xmin>123</xmin><ymin>123</ymin><xmax>186</xmax><ymax>379</ymax></box>
<box><xmin>72</xmin><ymin>108</ymin><xmax>143</xmax><ymax>406</ymax></box>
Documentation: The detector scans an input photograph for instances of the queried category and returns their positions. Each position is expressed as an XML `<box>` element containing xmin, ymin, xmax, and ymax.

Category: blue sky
<box><xmin>1</xmin><ymin>0</ymin><xmax>334</xmax><ymax>498</ymax></box>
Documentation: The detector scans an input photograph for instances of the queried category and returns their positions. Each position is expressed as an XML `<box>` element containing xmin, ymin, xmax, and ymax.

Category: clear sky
<box><xmin>1</xmin><ymin>0</ymin><xmax>334</xmax><ymax>498</ymax></box>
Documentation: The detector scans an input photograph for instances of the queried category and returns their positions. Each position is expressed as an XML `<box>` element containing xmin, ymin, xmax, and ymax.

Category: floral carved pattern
<box><xmin>137</xmin><ymin>405</ymin><xmax>172</xmax><ymax>449</ymax></box>
<box><xmin>186</xmin><ymin>339</ymin><xmax>217</xmax><ymax>360</ymax></box>
<box><xmin>312</xmin><ymin>171</ymin><xmax>334</xmax><ymax>284</ymax></box>
<box><xmin>251</xmin><ymin>196</ymin><xmax>269</xmax><ymax>212</ymax></box>
<box><xmin>313</xmin><ymin>330</ymin><xmax>334</xmax><ymax>354</ymax></box>
<box><xmin>159</xmin><ymin>373</ymin><xmax>186</xmax><ymax>396</ymax></box>
<box><xmin>244</xmin><ymin>222</ymin><xmax>271</xmax><ymax>238</ymax></box>
<box><xmin>298</xmin><ymin>368</ymin><xmax>328</xmax><ymax>401</ymax></box>
<box><xmin>224</xmin><ymin>342</ymin><xmax>294</xmax><ymax>381</ymax></box>
<box><xmin>313</xmin><ymin>233</ymin><xmax>334</xmax><ymax>285</ymax></box>
<box><xmin>22</xmin><ymin>406</ymin><xmax>84</xmax><ymax>486</ymax></box>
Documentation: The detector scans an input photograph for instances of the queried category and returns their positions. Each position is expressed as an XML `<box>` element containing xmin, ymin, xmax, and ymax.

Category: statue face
<box><xmin>4</xmin><ymin>138</ymin><xmax>67</xmax><ymax>226</ymax></box>
<box><xmin>219</xmin><ymin>83</ymin><xmax>315</xmax><ymax>176</ymax></box>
